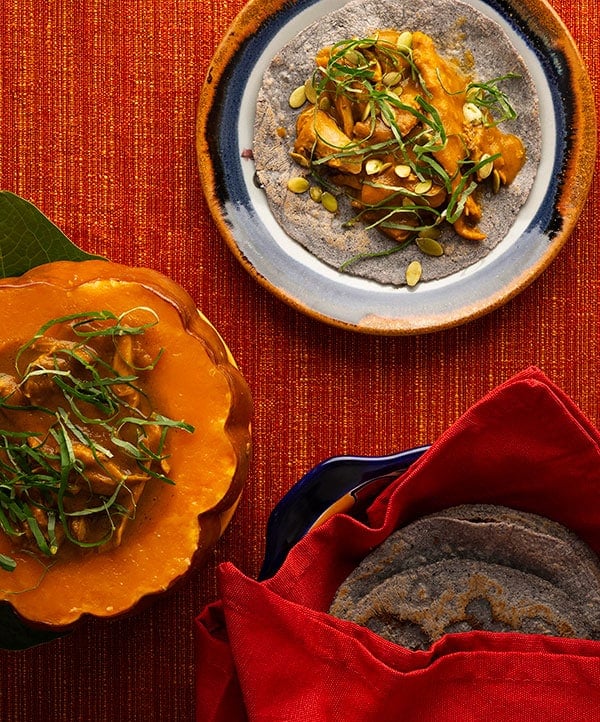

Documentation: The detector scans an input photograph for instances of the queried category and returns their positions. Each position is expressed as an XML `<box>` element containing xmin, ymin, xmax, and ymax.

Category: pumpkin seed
<box><xmin>477</xmin><ymin>153</ymin><xmax>494</xmax><ymax>180</ymax></box>
<box><xmin>289</xmin><ymin>151</ymin><xmax>310</xmax><ymax>168</ymax></box>
<box><xmin>318</xmin><ymin>96</ymin><xmax>331</xmax><ymax>111</ymax></box>
<box><xmin>304</xmin><ymin>78</ymin><xmax>318</xmax><ymax>104</ymax></box>
<box><xmin>289</xmin><ymin>85</ymin><xmax>307</xmax><ymax>109</ymax></box>
<box><xmin>365</xmin><ymin>159</ymin><xmax>382</xmax><ymax>175</ymax></box>
<box><xmin>309</xmin><ymin>186</ymin><xmax>323</xmax><ymax>202</ymax></box>
<box><xmin>405</xmin><ymin>260</ymin><xmax>422</xmax><ymax>287</ymax></box>
<box><xmin>321</xmin><ymin>191</ymin><xmax>338</xmax><ymax>213</ymax></box>
<box><xmin>394</xmin><ymin>164</ymin><xmax>412</xmax><ymax>179</ymax></box>
<box><xmin>492</xmin><ymin>169</ymin><xmax>502</xmax><ymax>194</ymax></box>
<box><xmin>382</xmin><ymin>71</ymin><xmax>404</xmax><ymax>87</ymax></box>
<box><xmin>414</xmin><ymin>179</ymin><xmax>433</xmax><ymax>195</ymax></box>
<box><xmin>463</xmin><ymin>102</ymin><xmax>483</xmax><ymax>125</ymax></box>
<box><xmin>416</xmin><ymin>236</ymin><xmax>444</xmax><ymax>256</ymax></box>
<box><xmin>419</xmin><ymin>226</ymin><xmax>441</xmax><ymax>240</ymax></box>
<box><xmin>397</xmin><ymin>31</ymin><xmax>413</xmax><ymax>53</ymax></box>
<box><xmin>364</xmin><ymin>159</ymin><xmax>391</xmax><ymax>175</ymax></box>
<box><xmin>287</xmin><ymin>176</ymin><xmax>310</xmax><ymax>194</ymax></box>
<box><xmin>345</xmin><ymin>49</ymin><xmax>362</xmax><ymax>66</ymax></box>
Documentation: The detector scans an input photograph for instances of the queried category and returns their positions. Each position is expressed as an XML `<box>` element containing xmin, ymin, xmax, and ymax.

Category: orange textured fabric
<box><xmin>0</xmin><ymin>1</ymin><xmax>598</xmax><ymax>720</ymax></box>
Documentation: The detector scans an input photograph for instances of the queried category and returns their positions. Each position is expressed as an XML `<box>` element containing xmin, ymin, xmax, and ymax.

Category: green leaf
<box><xmin>0</xmin><ymin>553</ymin><xmax>16</xmax><ymax>572</ymax></box>
<box><xmin>0</xmin><ymin>191</ymin><xmax>104</xmax><ymax>278</ymax></box>
<box><xmin>0</xmin><ymin>600</ymin><xmax>67</xmax><ymax>650</ymax></box>
<box><xmin>0</xmin><ymin>193</ymin><xmax>105</xmax><ymax>648</ymax></box>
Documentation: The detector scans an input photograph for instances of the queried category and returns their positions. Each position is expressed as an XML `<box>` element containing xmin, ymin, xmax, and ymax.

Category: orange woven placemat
<box><xmin>0</xmin><ymin>1</ymin><xmax>598</xmax><ymax>719</ymax></box>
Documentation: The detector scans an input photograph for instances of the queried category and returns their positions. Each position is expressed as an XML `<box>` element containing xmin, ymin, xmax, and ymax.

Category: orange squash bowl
<box><xmin>0</xmin><ymin>260</ymin><xmax>252</xmax><ymax>630</ymax></box>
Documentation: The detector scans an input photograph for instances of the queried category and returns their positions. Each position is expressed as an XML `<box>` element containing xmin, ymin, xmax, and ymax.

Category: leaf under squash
<box><xmin>0</xmin><ymin>191</ymin><xmax>104</xmax><ymax>278</ymax></box>
<box><xmin>0</xmin><ymin>602</ymin><xmax>68</xmax><ymax>650</ymax></box>
<box><xmin>0</xmin><ymin>192</ymin><xmax>103</xmax><ymax>648</ymax></box>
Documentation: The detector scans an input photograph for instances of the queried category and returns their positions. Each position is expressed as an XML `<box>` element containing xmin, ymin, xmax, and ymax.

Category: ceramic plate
<box><xmin>197</xmin><ymin>0</ymin><xmax>596</xmax><ymax>334</ymax></box>
<box><xmin>259</xmin><ymin>446</ymin><xmax>429</xmax><ymax>579</ymax></box>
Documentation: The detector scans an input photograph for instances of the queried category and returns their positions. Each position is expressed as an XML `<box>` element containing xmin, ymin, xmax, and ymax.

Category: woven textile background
<box><xmin>0</xmin><ymin>1</ymin><xmax>598</xmax><ymax>720</ymax></box>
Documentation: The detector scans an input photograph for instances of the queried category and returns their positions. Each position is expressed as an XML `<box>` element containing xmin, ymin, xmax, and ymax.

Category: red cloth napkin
<box><xmin>195</xmin><ymin>368</ymin><xmax>600</xmax><ymax>721</ymax></box>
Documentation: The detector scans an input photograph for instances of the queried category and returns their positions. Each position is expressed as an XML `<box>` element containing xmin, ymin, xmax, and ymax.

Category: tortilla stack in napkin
<box><xmin>195</xmin><ymin>367</ymin><xmax>600</xmax><ymax>721</ymax></box>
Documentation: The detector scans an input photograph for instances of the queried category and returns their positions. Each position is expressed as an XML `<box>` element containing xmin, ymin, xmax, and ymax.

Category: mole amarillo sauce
<box><xmin>411</xmin><ymin>31</ymin><xmax>526</xmax><ymax>240</ymax></box>
<box><xmin>293</xmin><ymin>28</ymin><xmax>527</xmax><ymax>244</ymax></box>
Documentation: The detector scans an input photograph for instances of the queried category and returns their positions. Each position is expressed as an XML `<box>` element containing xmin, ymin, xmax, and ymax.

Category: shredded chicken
<box><xmin>0</xmin><ymin>327</ymin><xmax>165</xmax><ymax>555</ymax></box>
<box><xmin>292</xmin><ymin>29</ymin><xmax>526</xmax><ymax>245</ymax></box>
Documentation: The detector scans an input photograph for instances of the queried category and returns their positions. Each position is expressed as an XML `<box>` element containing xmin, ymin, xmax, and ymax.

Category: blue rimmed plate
<box><xmin>197</xmin><ymin>0</ymin><xmax>595</xmax><ymax>335</ymax></box>
<box><xmin>258</xmin><ymin>445</ymin><xmax>429</xmax><ymax>579</ymax></box>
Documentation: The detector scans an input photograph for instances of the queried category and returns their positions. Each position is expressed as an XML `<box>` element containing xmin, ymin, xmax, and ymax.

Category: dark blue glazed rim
<box><xmin>197</xmin><ymin>0</ymin><xmax>596</xmax><ymax>334</ymax></box>
<box><xmin>258</xmin><ymin>445</ymin><xmax>429</xmax><ymax>579</ymax></box>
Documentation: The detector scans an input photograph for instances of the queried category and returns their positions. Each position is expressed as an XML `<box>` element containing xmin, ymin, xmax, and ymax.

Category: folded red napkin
<box><xmin>195</xmin><ymin>368</ymin><xmax>600</xmax><ymax>721</ymax></box>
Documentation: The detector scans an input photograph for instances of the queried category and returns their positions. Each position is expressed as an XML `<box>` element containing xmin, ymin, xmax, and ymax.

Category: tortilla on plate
<box><xmin>253</xmin><ymin>0</ymin><xmax>541</xmax><ymax>286</ymax></box>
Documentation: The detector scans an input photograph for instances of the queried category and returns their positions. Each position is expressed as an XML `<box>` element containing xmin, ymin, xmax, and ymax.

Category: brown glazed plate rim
<box><xmin>197</xmin><ymin>0</ymin><xmax>596</xmax><ymax>335</ymax></box>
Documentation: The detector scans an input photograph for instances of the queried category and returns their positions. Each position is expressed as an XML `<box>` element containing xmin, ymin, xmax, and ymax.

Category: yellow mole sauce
<box><xmin>294</xmin><ymin>29</ymin><xmax>526</xmax><ymax>243</ymax></box>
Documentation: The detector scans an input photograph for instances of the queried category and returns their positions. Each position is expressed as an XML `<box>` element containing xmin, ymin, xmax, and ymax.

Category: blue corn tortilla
<box><xmin>329</xmin><ymin>505</ymin><xmax>600</xmax><ymax>649</ymax></box>
<box><xmin>253</xmin><ymin>0</ymin><xmax>541</xmax><ymax>286</ymax></box>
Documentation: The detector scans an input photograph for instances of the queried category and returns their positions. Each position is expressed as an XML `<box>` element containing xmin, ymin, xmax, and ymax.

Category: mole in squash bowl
<box><xmin>253</xmin><ymin>0</ymin><xmax>541</xmax><ymax>286</ymax></box>
<box><xmin>0</xmin><ymin>260</ymin><xmax>252</xmax><ymax>631</ymax></box>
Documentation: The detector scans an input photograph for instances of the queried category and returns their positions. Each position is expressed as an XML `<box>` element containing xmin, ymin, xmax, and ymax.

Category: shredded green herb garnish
<box><xmin>339</xmin><ymin>237</ymin><xmax>413</xmax><ymax>272</ymax></box>
<box><xmin>289</xmin><ymin>29</ymin><xmax>525</xmax><ymax>276</ymax></box>
<box><xmin>465</xmin><ymin>74</ymin><xmax>520</xmax><ymax>127</ymax></box>
<box><xmin>0</xmin><ymin>308</ymin><xmax>194</xmax><ymax>571</ymax></box>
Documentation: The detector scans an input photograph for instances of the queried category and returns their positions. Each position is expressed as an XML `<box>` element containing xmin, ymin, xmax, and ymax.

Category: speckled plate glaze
<box><xmin>258</xmin><ymin>445</ymin><xmax>429</xmax><ymax>579</ymax></box>
<box><xmin>197</xmin><ymin>0</ymin><xmax>596</xmax><ymax>335</ymax></box>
